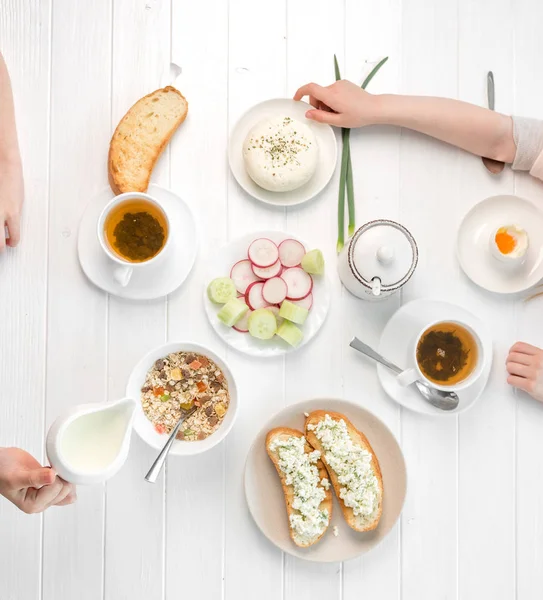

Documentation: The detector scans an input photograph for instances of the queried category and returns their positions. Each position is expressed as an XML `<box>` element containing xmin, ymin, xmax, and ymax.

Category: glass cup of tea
<box><xmin>397</xmin><ymin>320</ymin><xmax>484</xmax><ymax>391</ymax></box>
<box><xmin>97</xmin><ymin>192</ymin><xmax>171</xmax><ymax>286</ymax></box>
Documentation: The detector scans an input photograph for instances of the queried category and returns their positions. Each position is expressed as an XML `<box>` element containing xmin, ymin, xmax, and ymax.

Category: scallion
<box><xmin>333</xmin><ymin>55</ymin><xmax>389</xmax><ymax>250</ymax></box>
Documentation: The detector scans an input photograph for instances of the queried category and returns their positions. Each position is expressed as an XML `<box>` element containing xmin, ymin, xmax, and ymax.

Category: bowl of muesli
<box><xmin>126</xmin><ymin>342</ymin><xmax>238</xmax><ymax>455</ymax></box>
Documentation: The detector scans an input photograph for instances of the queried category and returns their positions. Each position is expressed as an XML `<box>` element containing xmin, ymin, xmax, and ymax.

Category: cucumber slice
<box><xmin>279</xmin><ymin>300</ymin><xmax>309</xmax><ymax>325</ymax></box>
<box><xmin>218</xmin><ymin>297</ymin><xmax>249</xmax><ymax>327</ymax></box>
<box><xmin>301</xmin><ymin>249</ymin><xmax>325</xmax><ymax>275</ymax></box>
<box><xmin>208</xmin><ymin>277</ymin><xmax>237</xmax><ymax>304</ymax></box>
<box><xmin>248</xmin><ymin>308</ymin><xmax>277</xmax><ymax>340</ymax></box>
<box><xmin>276</xmin><ymin>320</ymin><xmax>304</xmax><ymax>347</ymax></box>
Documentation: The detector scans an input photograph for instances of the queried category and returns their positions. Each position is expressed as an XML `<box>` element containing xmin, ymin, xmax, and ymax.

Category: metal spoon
<box><xmin>145</xmin><ymin>407</ymin><xmax>197</xmax><ymax>483</ymax></box>
<box><xmin>349</xmin><ymin>337</ymin><xmax>459</xmax><ymax>411</ymax></box>
<box><xmin>482</xmin><ymin>71</ymin><xmax>505</xmax><ymax>174</ymax></box>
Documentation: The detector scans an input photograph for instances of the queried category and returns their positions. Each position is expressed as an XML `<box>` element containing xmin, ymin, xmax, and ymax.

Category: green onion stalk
<box><xmin>334</xmin><ymin>55</ymin><xmax>389</xmax><ymax>252</ymax></box>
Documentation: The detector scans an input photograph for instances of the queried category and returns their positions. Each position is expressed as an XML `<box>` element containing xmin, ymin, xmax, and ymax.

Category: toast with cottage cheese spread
<box><xmin>305</xmin><ymin>411</ymin><xmax>383</xmax><ymax>533</ymax></box>
<box><xmin>266</xmin><ymin>427</ymin><xmax>332</xmax><ymax>548</ymax></box>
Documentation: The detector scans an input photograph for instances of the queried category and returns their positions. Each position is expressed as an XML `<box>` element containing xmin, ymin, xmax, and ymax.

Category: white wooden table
<box><xmin>2</xmin><ymin>1</ymin><xmax>543</xmax><ymax>599</ymax></box>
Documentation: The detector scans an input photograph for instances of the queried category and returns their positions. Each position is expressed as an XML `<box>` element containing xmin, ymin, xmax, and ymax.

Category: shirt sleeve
<box><xmin>512</xmin><ymin>116</ymin><xmax>543</xmax><ymax>180</ymax></box>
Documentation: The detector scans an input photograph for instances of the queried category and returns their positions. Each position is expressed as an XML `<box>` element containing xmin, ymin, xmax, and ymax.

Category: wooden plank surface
<box><xmin>1</xmin><ymin>1</ymin><xmax>543</xmax><ymax>599</ymax></box>
<box><xmin>42</xmin><ymin>1</ymin><xmax>111</xmax><ymax>599</ymax></box>
<box><xmin>0</xmin><ymin>2</ymin><xmax>51</xmax><ymax>599</ymax></box>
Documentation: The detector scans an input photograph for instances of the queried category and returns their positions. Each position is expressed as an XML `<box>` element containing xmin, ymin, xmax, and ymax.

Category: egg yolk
<box><xmin>495</xmin><ymin>228</ymin><xmax>517</xmax><ymax>255</ymax></box>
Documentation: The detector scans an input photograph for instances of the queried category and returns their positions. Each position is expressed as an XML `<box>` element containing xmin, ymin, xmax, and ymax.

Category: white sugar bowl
<box><xmin>338</xmin><ymin>219</ymin><xmax>418</xmax><ymax>301</ymax></box>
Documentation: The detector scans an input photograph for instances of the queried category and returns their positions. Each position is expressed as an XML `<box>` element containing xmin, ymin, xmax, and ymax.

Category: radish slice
<box><xmin>230</xmin><ymin>259</ymin><xmax>261</xmax><ymax>294</ymax></box>
<box><xmin>281</xmin><ymin>268</ymin><xmax>313</xmax><ymax>300</ymax></box>
<box><xmin>248</xmin><ymin>238</ymin><xmax>279</xmax><ymax>268</ymax></box>
<box><xmin>291</xmin><ymin>293</ymin><xmax>313</xmax><ymax>311</ymax></box>
<box><xmin>262</xmin><ymin>277</ymin><xmax>287</xmax><ymax>305</ymax></box>
<box><xmin>245</xmin><ymin>281</ymin><xmax>269</xmax><ymax>310</ymax></box>
<box><xmin>278</xmin><ymin>239</ymin><xmax>306</xmax><ymax>268</ymax></box>
<box><xmin>252</xmin><ymin>259</ymin><xmax>282</xmax><ymax>280</ymax></box>
<box><xmin>233</xmin><ymin>307</ymin><xmax>252</xmax><ymax>333</ymax></box>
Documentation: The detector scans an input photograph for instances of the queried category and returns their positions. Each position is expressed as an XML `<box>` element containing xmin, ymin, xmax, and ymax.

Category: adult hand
<box><xmin>0</xmin><ymin>447</ymin><xmax>76</xmax><ymax>514</ymax></box>
<box><xmin>0</xmin><ymin>158</ymin><xmax>23</xmax><ymax>250</ymax></box>
<box><xmin>506</xmin><ymin>342</ymin><xmax>543</xmax><ymax>402</ymax></box>
<box><xmin>293</xmin><ymin>80</ymin><xmax>379</xmax><ymax>128</ymax></box>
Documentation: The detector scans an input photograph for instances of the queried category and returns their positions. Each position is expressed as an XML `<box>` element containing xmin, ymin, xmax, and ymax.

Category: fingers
<box><xmin>293</xmin><ymin>82</ymin><xmax>331</xmax><ymax>103</ymax></box>
<box><xmin>507</xmin><ymin>374</ymin><xmax>535</xmax><ymax>395</ymax></box>
<box><xmin>5</xmin><ymin>214</ymin><xmax>20</xmax><ymax>247</ymax></box>
<box><xmin>18</xmin><ymin>466</ymin><xmax>56</xmax><ymax>489</ymax></box>
<box><xmin>509</xmin><ymin>342</ymin><xmax>539</xmax><ymax>355</ymax></box>
<box><xmin>506</xmin><ymin>352</ymin><xmax>533</xmax><ymax>367</ymax></box>
<box><xmin>305</xmin><ymin>109</ymin><xmax>343</xmax><ymax>126</ymax></box>
<box><xmin>48</xmin><ymin>482</ymin><xmax>75</xmax><ymax>509</ymax></box>
<box><xmin>29</xmin><ymin>477</ymin><xmax>65</xmax><ymax>511</ymax></box>
<box><xmin>506</xmin><ymin>362</ymin><xmax>536</xmax><ymax>379</ymax></box>
<box><xmin>53</xmin><ymin>489</ymin><xmax>77</xmax><ymax>507</ymax></box>
<box><xmin>0</xmin><ymin>215</ymin><xmax>5</xmax><ymax>252</ymax></box>
<box><xmin>21</xmin><ymin>476</ymin><xmax>64</xmax><ymax>513</ymax></box>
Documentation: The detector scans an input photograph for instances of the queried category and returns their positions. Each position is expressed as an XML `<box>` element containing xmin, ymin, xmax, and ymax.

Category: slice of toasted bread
<box><xmin>108</xmin><ymin>86</ymin><xmax>188</xmax><ymax>194</ymax></box>
<box><xmin>266</xmin><ymin>427</ymin><xmax>332</xmax><ymax>548</ymax></box>
<box><xmin>305</xmin><ymin>410</ymin><xmax>383</xmax><ymax>533</ymax></box>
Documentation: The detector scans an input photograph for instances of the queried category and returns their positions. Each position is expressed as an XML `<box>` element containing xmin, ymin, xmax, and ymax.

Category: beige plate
<box><xmin>244</xmin><ymin>398</ymin><xmax>407</xmax><ymax>562</ymax></box>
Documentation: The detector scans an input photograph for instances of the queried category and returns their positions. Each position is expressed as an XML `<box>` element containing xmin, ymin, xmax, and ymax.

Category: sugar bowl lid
<box><xmin>347</xmin><ymin>220</ymin><xmax>418</xmax><ymax>294</ymax></box>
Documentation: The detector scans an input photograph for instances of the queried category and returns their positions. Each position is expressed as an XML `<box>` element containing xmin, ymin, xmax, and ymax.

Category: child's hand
<box><xmin>0</xmin><ymin>448</ymin><xmax>76</xmax><ymax>514</ymax></box>
<box><xmin>0</xmin><ymin>159</ymin><xmax>23</xmax><ymax>250</ymax></box>
<box><xmin>506</xmin><ymin>342</ymin><xmax>543</xmax><ymax>402</ymax></box>
<box><xmin>293</xmin><ymin>80</ymin><xmax>379</xmax><ymax>128</ymax></box>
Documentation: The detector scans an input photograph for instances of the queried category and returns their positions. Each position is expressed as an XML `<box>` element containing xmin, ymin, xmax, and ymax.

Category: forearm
<box><xmin>374</xmin><ymin>95</ymin><xmax>516</xmax><ymax>163</ymax></box>
<box><xmin>0</xmin><ymin>53</ymin><xmax>21</xmax><ymax>166</ymax></box>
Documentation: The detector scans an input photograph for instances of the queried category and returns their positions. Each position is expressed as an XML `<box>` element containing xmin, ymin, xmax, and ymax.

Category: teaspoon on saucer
<box><xmin>145</xmin><ymin>407</ymin><xmax>197</xmax><ymax>483</ymax></box>
<box><xmin>349</xmin><ymin>337</ymin><xmax>459</xmax><ymax>411</ymax></box>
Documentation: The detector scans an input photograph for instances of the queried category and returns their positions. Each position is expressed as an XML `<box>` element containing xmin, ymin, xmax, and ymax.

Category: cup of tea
<box><xmin>97</xmin><ymin>192</ymin><xmax>171</xmax><ymax>286</ymax></box>
<box><xmin>397</xmin><ymin>320</ymin><xmax>484</xmax><ymax>391</ymax></box>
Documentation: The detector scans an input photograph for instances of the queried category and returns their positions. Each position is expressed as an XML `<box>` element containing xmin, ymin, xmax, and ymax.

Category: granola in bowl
<box><xmin>141</xmin><ymin>351</ymin><xmax>230</xmax><ymax>442</ymax></box>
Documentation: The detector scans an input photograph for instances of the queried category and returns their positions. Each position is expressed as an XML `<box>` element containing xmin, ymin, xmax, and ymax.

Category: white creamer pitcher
<box><xmin>338</xmin><ymin>219</ymin><xmax>418</xmax><ymax>300</ymax></box>
<box><xmin>46</xmin><ymin>398</ymin><xmax>137</xmax><ymax>485</ymax></box>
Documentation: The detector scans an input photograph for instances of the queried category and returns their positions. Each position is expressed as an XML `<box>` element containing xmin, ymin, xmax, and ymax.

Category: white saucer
<box><xmin>457</xmin><ymin>194</ymin><xmax>543</xmax><ymax>294</ymax></box>
<box><xmin>228</xmin><ymin>99</ymin><xmax>337</xmax><ymax>207</ymax></box>
<box><xmin>203</xmin><ymin>230</ymin><xmax>331</xmax><ymax>357</ymax></box>
<box><xmin>376</xmin><ymin>299</ymin><xmax>493</xmax><ymax>416</ymax></box>
<box><xmin>78</xmin><ymin>184</ymin><xmax>197</xmax><ymax>300</ymax></box>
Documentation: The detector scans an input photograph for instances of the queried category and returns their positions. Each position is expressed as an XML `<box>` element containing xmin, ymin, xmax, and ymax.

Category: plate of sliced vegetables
<box><xmin>204</xmin><ymin>231</ymin><xmax>331</xmax><ymax>357</ymax></box>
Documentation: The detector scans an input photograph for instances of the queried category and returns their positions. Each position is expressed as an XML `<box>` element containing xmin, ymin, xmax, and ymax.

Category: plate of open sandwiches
<box><xmin>244</xmin><ymin>398</ymin><xmax>407</xmax><ymax>562</ymax></box>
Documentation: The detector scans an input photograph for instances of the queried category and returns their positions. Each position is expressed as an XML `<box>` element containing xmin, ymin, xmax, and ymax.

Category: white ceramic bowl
<box><xmin>126</xmin><ymin>341</ymin><xmax>238</xmax><ymax>456</ymax></box>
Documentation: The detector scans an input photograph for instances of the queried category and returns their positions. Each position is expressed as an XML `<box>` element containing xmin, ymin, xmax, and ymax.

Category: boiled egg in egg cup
<box><xmin>489</xmin><ymin>224</ymin><xmax>529</xmax><ymax>267</ymax></box>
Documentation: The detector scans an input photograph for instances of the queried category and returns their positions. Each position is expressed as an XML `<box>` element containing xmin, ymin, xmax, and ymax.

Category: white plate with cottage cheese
<box><xmin>244</xmin><ymin>398</ymin><xmax>407</xmax><ymax>562</ymax></box>
<box><xmin>229</xmin><ymin>99</ymin><xmax>337</xmax><ymax>206</ymax></box>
